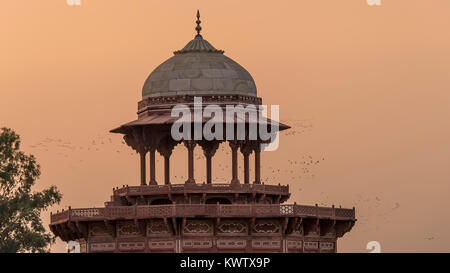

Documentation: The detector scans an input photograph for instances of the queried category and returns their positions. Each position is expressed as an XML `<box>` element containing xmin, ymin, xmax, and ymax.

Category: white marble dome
<box><xmin>142</xmin><ymin>36</ymin><xmax>257</xmax><ymax>99</ymax></box>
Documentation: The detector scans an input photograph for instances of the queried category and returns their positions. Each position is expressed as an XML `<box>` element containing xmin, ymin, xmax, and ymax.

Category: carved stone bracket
<box><xmin>154</xmin><ymin>136</ymin><xmax>179</xmax><ymax>185</ymax></box>
<box><xmin>198</xmin><ymin>141</ymin><xmax>221</xmax><ymax>184</ymax></box>
<box><xmin>198</xmin><ymin>140</ymin><xmax>220</xmax><ymax>157</ymax></box>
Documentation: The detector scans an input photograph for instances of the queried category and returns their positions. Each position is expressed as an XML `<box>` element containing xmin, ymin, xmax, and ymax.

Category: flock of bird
<box><xmin>23</xmin><ymin>118</ymin><xmax>437</xmax><ymax>242</ymax></box>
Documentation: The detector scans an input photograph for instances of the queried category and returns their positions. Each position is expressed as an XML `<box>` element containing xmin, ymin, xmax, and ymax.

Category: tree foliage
<box><xmin>0</xmin><ymin>128</ymin><xmax>61</xmax><ymax>253</ymax></box>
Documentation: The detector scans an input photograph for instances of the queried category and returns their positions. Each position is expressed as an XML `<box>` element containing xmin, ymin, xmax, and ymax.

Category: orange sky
<box><xmin>2</xmin><ymin>0</ymin><xmax>450</xmax><ymax>253</ymax></box>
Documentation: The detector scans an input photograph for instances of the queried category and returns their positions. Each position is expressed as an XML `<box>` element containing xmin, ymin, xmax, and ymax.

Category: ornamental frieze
<box><xmin>252</xmin><ymin>220</ymin><xmax>281</xmax><ymax>234</ymax></box>
<box><xmin>217</xmin><ymin>239</ymin><xmax>247</xmax><ymax>249</ymax></box>
<box><xmin>147</xmin><ymin>220</ymin><xmax>170</xmax><ymax>236</ymax></box>
<box><xmin>89</xmin><ymin>242</ymin><xmax>115</xmax><ymax>252</ymax></box>
<box><xmin>320</xmin><ymin>242</ymin><xmax>335</xmax><ymax>251</ymax></box>
<box><xmin>182</xmin><ymin>239</ymin><xmax>213</xmax><ymax>249</ymax></box>
<box><xmin>217</xmin><ymin>220</ymin><xmax>247</xmax><ymax>235</ymax></box>
<box><xmin>304</xmin><ymin>241</ymin><xmax>319</xmax><ymax>250</ymax></box>
<box><xmin>89</xmin><ymin>222</ymin><xmax>112</xmax><ymax>237</ymax></box>
<box><xmin>149</xmin><ymin>240</ymin><xmax>175</xmax><ymax>250</ymax></box>
<box><xmin>287</xmin><ymin>240</ymin><xmax>302</xmax><ymax>249</ymax></box>
<box><xmin>183</xmin><ymin>220</ymin><xmax>213</xmax><ymax>235</ymax></box>
<box><xmin>252</xmin><ymin>240</ymin><xmax>281</xmax><ymax>249</ymax></box>
<box><xmin>117</xmin><ymin>221</ymin><xmax>141</xmax><ymax>237</ymax></box>
<box><xmin>118</xmin><ymin>241</ymin><xmax>146</xmax><ymax>251</ymax></box>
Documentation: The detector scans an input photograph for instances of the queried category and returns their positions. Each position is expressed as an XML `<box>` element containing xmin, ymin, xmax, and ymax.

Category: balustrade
<box><xmin>50</xmin><ymin>203</ymin><xmax>355</xmax><ymax>224</ymax></box>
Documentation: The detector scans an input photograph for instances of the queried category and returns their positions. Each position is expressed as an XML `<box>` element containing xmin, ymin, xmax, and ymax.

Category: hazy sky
<box><xmin>1</xmin><ymin>0</ymin><xmax>450</xmax><ymax>252</ymax></box>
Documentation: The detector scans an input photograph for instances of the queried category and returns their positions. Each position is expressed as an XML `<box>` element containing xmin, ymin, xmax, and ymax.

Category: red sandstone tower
<box><xmin>49</xmin><ymin>12</ymin><xmax>355</xmax><ymax>253</ymax></box>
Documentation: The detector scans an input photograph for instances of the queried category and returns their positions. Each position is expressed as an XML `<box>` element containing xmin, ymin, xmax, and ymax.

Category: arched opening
<box><xmin>150</xmin><ymin>199</ymin><xmax>173</xmax><ymax>205</ymax></box>
<box><xmin>205</xmin><ymin>198</ymin><xmax>231</xmax><ymax>204</ymax></box>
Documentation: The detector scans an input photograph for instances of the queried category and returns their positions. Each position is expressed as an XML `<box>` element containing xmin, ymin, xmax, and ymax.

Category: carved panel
<box><xmin>89</xmin><ymin>222</ymin><xmax>112</xmax><ymax>237</ymax></box>
<box><xmin>217</xmin><ymin>220</ymin><xmax>247</xmax><ymax>235</ymax></box>
<box><xmin>252</xmin><ymin>219</ymin><xmax>281</xmax><ymax>234</ymax></box>
<box><xmin>72</xmin><ymin>208</ymin><xmax>101</xmax><ymax>217</ymax></box>
<box><xmin>280</xmin><ymin>205</ymin><xmax>294</xmax><ymax>215</ymax></box>
<box><xmin>217</xmin><ymin>239</ymin><xmax>247</xmax><ymax>249</ymax></box>
<box><xmin>138</xmin><ymin>205</ymin><xmax>173</xmax><ymax>218</ymax></box>
<box><xmin>287</xmin><ymin>240</ymin><xmax>302</xmax><ymax>249</ymax></box>
<box><xmin>221</xmin><ymin>205</ymin><xmax>251</xmax><ymax>216</ymax></box>
<box><xmin>320</xmin><ymin>242</ymin><xmax>335</xmax><ymax>251</ymax></box>
<box><xmin>182</xmin><ymin>239</ymin><xmax>213</xmax><ymax>249</ymax></box>
<box><xmin>118</xmin><ymin>241</ymin><xmax>146</xmax><ymax>251</ymax></box>
<box><xmin>304</xmin><ymin>241</ymin><xmax>319</xmax><ymax>250</ymax></box>
<box><xmin>117</xmin><ymin>221</ymin><xmax>141</xmax><ymax>237</ymax></box>
<box><xmin>90</xmin><ymin>242</ymin><xmax>115</xmax><ymax>252</ymax></box>
<box><xmin>149</xmin><ymin>240</ymin><xmax>175</xmax><ymax>250</ymax></box>
<box><xmin>183</xmin><ymin>220</ymin><xmax>213</xmax><ymax>235</ymax></box>
<box><xmin>251</xmin><ymin>240</ymin><xmax>281</xmax><ymax>249</ymax></box>
<box><xmin>147</xmin><ymin>220</ymin><xmax>171</xmax><ymax>236</ymax></box>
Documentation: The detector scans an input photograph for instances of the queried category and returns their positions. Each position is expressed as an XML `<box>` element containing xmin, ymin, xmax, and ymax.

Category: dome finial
<box><xmin>195</xmin><ymin>9</ymin><xmax>202</xmax><ymax>38</ymax></box>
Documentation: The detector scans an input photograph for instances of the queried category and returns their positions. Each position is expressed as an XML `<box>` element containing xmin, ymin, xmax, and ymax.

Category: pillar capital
<box><xmin>198</xmin><ymin>140</ymin><xmax>220</xmax><ymax>157</ymax></box>
<box><xmin>157</xmin><ymin>137</ymin><xmax>178</xmax><ymax>157</ymax></box>
<box><xmin>184</xmin><ymin>140</ymin><xmax>197</xmax><ymax>150</ymax></box>
<box><xmin>240</xmin><ymin>141</ymin><xmax>254</xmax><ymax>156</ymax></box>
<box><xmin>156</xmin><ymin>136</ymin><xmax>179</xmax><ymax>185</ymax></box>
<box><xmin>251</xmin><ymin>141</ymin><xmax>262</xmax><ymax>153</ymax></box>
<box><xmin>143</xmin><ymin>128</ymin><xmax>164</xmax><ymax>151</ymax></box>
<box><xmin>198</xmin><ymin>141</ymin><xmax>221</xmax><ymax>184</ymax></box>
<box><xmin>124</xmin><ymin>134</ymin><xmax>146</xmax><ymax>154</ymax></box>
<box><xmin>228</xmin><ymin>140</ymin><xmax>241</xmax><ymax>150</ymax></box>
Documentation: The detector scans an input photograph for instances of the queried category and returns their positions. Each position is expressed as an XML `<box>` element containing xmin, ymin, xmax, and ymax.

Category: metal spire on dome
<box><xmin>195</xmin><ymin>9</ymin><xmax>202</xmax><ymax>38</ymax></box>
<box><xmin>173</xmin><ymin>10</ymin><xmax>224</xmax><ymax>55</ymax></box>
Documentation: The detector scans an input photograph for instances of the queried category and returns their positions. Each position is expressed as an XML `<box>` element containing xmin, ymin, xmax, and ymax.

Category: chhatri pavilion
<box><xmin>49</xmin><ymin>11</ymin><xmax>355</xmax><ymax>253</ymax></box>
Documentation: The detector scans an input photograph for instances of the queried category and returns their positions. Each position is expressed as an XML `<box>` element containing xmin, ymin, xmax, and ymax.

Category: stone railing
<box><xmin>112</xmin><ymin>183</ymin><xmax>290</xmax><ymax>197</ymax></box>
<box><xmin>50</xmin><ymin>204</ymin><xmax>355</xmax><ymax>224</ymax></box>
<box><xmin>50</xmin><ymin>209</ymin><xmax>70</xmax><ymax>223</ymax></box>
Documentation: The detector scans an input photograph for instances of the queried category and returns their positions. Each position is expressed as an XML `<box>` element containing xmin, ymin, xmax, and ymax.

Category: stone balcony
<box><xmin>50</xmin><ymin>203</ymin><xmax>355</xmax><ymax>225</ymax></box>
<box><xmin>112</xmin><ymin>183</ymin><xmax>290</xmax><ymax>198</ymax></box>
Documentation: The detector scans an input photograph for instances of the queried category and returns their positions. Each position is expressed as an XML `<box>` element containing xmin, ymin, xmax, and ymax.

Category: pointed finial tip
<box><xmin>195</xmin><ymin>9</ymin><xmax>202</xmax><ymax>38</ymax></box>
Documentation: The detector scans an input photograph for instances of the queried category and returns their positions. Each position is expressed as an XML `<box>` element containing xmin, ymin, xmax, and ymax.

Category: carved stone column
<box><xmin>240</xmin><ymin>141</ymin><xmax>253</xmax><ymax>184</ymax></box>
<box><xmin>199</xmin><ymin>141</ymin><xmax>220</xmax><ymax>184</ymax></box>
<box><xmin>124</xmin><ymin>128</ymin><xmax>148</xmax><ymax>186</ymax></box>
<box><xmin>143</xmin><ymin>129</ymin><xmax>164</xmax><ymax>186</ymax></box>
<box><xmin>139</xmin><ymin>150</ymin><xmax>147</xmax><ymax>186</ymax></box>
<box><xmin>229</xmin><ymin>141</ymin><xmax>240</xmax><ymax>184</ymax></box>
<box><xmin>253</xmin><ymin>142</ymin><xmax>261</xmax><ymax>184</ymax></box>
<box><xmin>184</xmin><ymin>140</ymin><xmax>197</xmax><ymax>184</ymax></box>
<box><xmin>157</xmin><ymin>137</ymin><xmax>178</xmax><ymax>185</ymax></box>
<box><xmin>148</xmin><ymin>147</ymin><xmax>157</xmax><ymax>185</ymax></box>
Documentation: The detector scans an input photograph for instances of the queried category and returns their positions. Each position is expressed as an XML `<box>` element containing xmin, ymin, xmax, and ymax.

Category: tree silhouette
<box><xmin>0</xmin><ymin>128</ymin><xmax>61</xmax><ymax>252</ymax></box>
